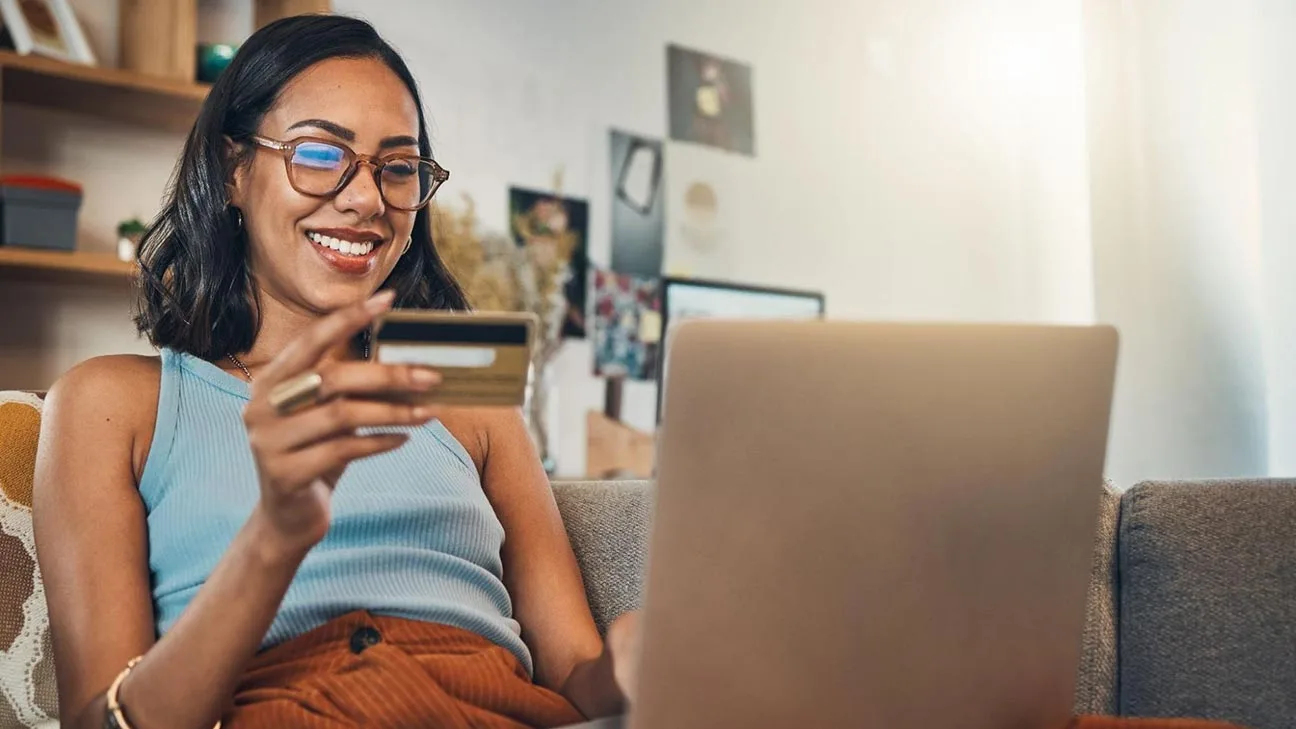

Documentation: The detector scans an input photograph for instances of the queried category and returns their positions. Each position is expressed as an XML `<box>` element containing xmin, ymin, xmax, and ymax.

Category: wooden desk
<box><xmin>584</xmin><ymin>410</ymin><xmax>655</xmax><ymax>480</ymax></box>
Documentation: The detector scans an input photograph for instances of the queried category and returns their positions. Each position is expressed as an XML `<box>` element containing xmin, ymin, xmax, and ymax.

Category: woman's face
<box><xmin>231</xmin><ymin>57</ymin><xmax>422</xmax><ymax>315</ymax></box>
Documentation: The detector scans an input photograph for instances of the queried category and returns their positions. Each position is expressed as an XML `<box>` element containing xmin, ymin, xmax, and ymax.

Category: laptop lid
<box><xmin>631</xmin><ymin>321</ymin><xmax>1117</xmax><ymax>729</ymax></box>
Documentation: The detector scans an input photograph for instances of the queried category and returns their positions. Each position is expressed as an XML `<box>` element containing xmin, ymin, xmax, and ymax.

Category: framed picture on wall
<box><xmin>0</xmin><ymin>0</ymin><xmax>97</xmax><ymax>66</ymax></box>
<box><xmin>667</xmin><ymin>44</ymin><xmax>755</xmax><ymax>156</ymax></box>
<box><xmin>508</xmin><ymin>186</ymin><xmax>591</xmax><ymax>339</ymax></box>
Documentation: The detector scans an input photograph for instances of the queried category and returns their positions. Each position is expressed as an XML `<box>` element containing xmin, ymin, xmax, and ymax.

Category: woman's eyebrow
<box><xmin>286</xmin><ymin>118</ymin><xmax>355</xmax><ymax>141</ymax></box>
<box><xmin>285</xmin><ymin>120</ymin><xmax>416</xmax><ymax>150</ymax></box>
<box><xmin>380</xmin><ymin>135</ymin><xmax>419</xmax><ymax>149</ymax></box>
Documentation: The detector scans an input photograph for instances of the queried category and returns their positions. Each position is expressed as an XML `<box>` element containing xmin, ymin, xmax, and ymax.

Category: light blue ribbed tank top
<box><xmin>137</xmin><ymin>348</ymin><xmax>532</xmax><ymax>674</ymax></box>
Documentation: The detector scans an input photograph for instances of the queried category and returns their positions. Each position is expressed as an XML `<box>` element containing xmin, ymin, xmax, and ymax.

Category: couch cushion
<box><xmin>552</xmin><ymin>476</ymin><xmax>1130</xmax><ymax>712</ymax></box>
<box><xmin>1118</xmin><ymin>480</ymin><xmax>1296</xmax><ymax>729</ymax></box>
<box><xmin>551</xmin><ymin>480</ymin><xmax>652</xmax><ymax>635</ymax></box>
<box><xmin>1074</xmin><ymin>481</ymin><xmax>1121</xmax><ymax>716</ymax></box>
<box><xmin>0</xmin><ymin>391</ymin><xmax>59</xmax><ymax>728</ymax></box>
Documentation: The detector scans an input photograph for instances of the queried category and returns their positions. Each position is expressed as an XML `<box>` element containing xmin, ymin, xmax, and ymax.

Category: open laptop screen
<box><xmin>656</xmin><ymin>277</ymin><xmax>825</xmax><ymax>422</ymax></box>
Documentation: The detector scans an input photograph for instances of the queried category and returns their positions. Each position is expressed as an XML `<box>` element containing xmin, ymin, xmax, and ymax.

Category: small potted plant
<box><xmin>117</xmin><ymin>218</ymin><xmax>147</xmax><ymax>262</ymax></box>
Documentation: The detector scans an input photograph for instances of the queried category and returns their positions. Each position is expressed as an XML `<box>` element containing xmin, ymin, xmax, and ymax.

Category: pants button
<box><xmin>350</xmin><ymin>626</ymin><xmax>382</xmax><ymax>654</ymax></box>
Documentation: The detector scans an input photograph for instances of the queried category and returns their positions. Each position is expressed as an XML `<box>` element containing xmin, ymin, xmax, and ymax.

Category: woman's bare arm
<box><xmin>34</xmin><ymin>355</ymin><xmax>157</xmax><ymax>728</ymax></box>
<box><xmin>34</xmin><ymin>355</ymin><xmax>312</xmax><ymax>729</ymax></box>
<box><xmin>468</xmin><ymin>408</ymin><xmax>629</xmax><ymax>718</ymax></box>
<box><xmin>34</xmin><ymin>295</ymin><xmax>432</xmax><ymax>729</ymax></box>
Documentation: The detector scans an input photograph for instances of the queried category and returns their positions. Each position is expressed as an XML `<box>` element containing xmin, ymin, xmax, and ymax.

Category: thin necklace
<box><xmin>227</xmin><ymin>353</ymin><xmax>254</xmax><ymax>382</ymax></box>
<box><xmin>226</xmin><ymin>339</ymin><xmax>370</xmax><ymax>383</ymax></box>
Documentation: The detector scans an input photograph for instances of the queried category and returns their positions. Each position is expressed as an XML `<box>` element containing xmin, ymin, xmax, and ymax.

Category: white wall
<box><xmin>345</xmin><ymin>0</ymin><xmax>1096</xmax><ymax>474</ymax></box>
<box><xmin>1085</xmin><ymin>0</ymin><xmax>1270</xmax><ymax>484</ymax></box>
<box><xmin>1254</xmin><ymin>0</ymin><xmax>1296</xmax><ymax>476</ymax></box>
<box><xmin>4</xmin><ymin>0</ymin><xmax>1096</xmax><ymax>477</ymax></box>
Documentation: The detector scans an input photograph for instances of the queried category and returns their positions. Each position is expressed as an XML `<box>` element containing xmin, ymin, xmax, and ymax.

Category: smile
<box><xmin>307</xmin><ymin>231</ymin><xmax>379</xmax><ymax>257</ymax></box>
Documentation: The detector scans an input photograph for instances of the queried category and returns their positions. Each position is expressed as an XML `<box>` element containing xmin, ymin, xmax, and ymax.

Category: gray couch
<box><xmin>553</xmin><ymin>479</ymin><xmax>1296</xmax><ymax>729</ymax></box>
<box><xmin>2</xmin><ymin>471</ymin><xmax>1292</xmax><ymax>727</ymax></box>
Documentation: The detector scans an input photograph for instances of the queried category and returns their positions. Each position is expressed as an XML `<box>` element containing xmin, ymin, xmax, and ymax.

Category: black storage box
<box><xmin>0</xmin><ymin>175</ymin><xmax>83</xmax><ymax>251</ymax></box>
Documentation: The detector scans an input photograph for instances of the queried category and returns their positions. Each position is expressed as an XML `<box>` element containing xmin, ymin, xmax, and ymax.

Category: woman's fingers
<box><xmin>255</xmin><ymin>290</ymin><xmax>394</xmax><ymax>388</ymax></box>
<box><xmin>260</xmin><ymin>433</ymin><xmax>410</xmax><ymax>492</ymax></box>
<box><xmin>258</xmin><ymin>397</ymin><xmax>439</xmax><ymax>453</ymax></box>
<box><xmin>316</xmin><ymin>361</ymin><xmax>441</xmax><ymax>400</ymax></box>
<box><xmin>241</xmin><ymin>291</ymin><xmax>409</xmax><ymax>550</ymax></box>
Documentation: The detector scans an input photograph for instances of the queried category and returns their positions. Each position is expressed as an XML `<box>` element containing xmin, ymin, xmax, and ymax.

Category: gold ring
<box><xmin>268</xmin><ymin>371</ymin><xmax>324</xmax><ymax>415</ymax></box>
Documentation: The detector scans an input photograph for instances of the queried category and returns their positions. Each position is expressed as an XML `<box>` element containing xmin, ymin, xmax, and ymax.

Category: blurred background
<box><xmin>0</xmin><ymin>0</ymin><xmax>1291</xmax><ymax>487</ymax></box>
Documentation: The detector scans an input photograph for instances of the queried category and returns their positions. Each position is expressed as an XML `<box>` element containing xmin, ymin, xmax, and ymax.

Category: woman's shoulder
<box><xmin>50</xmin><ymin>354</ymin><xmax>161</xmax><ymax>403</ymax></box>
<box><xmin>436</xmin><ymin>407</ymin><xmax>493</xmax><ymax>475</ymax></box>
<box><xmin>435</xmin><ymin>406</ymin><xmax>529</xmax><ymax>476</ymax></box>
<box><xmin>44</xmin><ymin>354</ymin><xmax>162</xmax><ymax>480</ymax></box>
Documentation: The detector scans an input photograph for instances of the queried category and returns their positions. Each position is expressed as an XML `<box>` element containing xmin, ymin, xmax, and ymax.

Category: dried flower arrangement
<box><xmin>431</xmin><ymin>193</ymin><xmax>571</xmax><ymax>472</ymax></box>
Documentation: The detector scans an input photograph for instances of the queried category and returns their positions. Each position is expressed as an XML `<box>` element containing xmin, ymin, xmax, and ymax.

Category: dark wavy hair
<box><xmin>134</xmin><ymin>14</ymin><xmax>468</xmax><ymax>359</ymax></box>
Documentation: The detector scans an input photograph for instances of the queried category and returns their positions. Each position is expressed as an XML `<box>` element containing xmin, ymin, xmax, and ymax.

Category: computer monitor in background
<box><xmin>656</xmin><ymin>277</ymin><xmax>826</xmax><ymax>421</ymax></box>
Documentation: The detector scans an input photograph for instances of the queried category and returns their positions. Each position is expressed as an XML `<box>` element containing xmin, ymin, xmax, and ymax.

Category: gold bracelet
<box><xmin>105</xmin><ymin>656</ymin><xmax>221</xmax><ymax>729</ymax></box>
<box><xmin>105</xmin><ymin>656</ymin><xmax>141</xmax><ymax>729</ymax></box>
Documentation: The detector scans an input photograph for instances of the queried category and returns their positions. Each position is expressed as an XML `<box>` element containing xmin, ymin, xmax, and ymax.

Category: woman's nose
<box><xmin>333</xmin><ymin>161</ymin><xmax>386</xmax><ymax>218</ymax></box>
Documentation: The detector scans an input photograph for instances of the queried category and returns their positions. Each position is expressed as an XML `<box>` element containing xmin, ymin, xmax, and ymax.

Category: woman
<box><xmin>32</xmin><ymin>15</ymin><xmax>636</xmax><ymax>729</ymax></box>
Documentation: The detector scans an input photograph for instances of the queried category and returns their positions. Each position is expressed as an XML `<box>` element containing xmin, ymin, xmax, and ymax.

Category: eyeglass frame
<box><xmin>244</xmin><ymin>134</ymin><xmax>450</xmax><ymax>212</ymax></box>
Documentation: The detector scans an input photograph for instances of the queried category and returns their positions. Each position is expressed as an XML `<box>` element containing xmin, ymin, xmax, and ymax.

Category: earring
<box><xmin>401</xmin><ymin>236</ymin><xmax>412</xmax><ymax>256</ymax></box>
<box><xmin>230</xmin><ymin>207</ymin><xmax>244</xmax><ymax>231</ymax></box>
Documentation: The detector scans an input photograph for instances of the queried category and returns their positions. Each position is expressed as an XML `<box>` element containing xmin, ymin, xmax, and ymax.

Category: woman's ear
<box><xmin>224</xmin><ymin>136</ymin><xmax>249</xmax><ymax>208</ymax></box>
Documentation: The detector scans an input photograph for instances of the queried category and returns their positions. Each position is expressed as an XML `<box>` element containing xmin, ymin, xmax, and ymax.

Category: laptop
<box><xmin>568</xmin><ymin>320</ymin><xmax>1118</xmax><ymax>729</ymax></box>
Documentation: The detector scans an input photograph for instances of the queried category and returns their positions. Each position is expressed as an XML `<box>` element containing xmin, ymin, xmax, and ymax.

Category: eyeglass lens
<box><xmin>290</xmin><ymin>141</ymin><xmax>440</xmax><ymax>209</ymax></box>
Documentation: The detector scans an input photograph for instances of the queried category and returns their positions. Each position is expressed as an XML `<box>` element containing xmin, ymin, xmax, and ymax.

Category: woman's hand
<box><xmin>556</xmin><ymin>609</ymin><xmax>643</xmax><ymax>718</ymax></box>
<box><xmin>605</xmin><ymin>611</ymin><xmax>643</xmax><ymax>705</ymax></box>
<box><xmin>242</xmin><ymin>290</ymin><xmax>440</xmax><ymax>553</ymax></box>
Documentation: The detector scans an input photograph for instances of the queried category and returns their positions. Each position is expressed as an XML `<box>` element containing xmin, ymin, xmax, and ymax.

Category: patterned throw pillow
<box><xmin>0</xmin><ymin>391</ymin><xmax>58</xmax><ymax>728</ymax></box>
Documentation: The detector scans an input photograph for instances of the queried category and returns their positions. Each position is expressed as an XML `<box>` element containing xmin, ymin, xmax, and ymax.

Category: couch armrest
<box><xmin>1074</xmin><ymin>481</ymin><xmax>1121</xmax><ymax>716</ymax></box>
<box><xmin>1118</xmin><ymin>479</ymin><xmax>1296</xmax><ymax>729</ymax></box>
<box><xmin>552</xmin><ymin>480</ymin><xmax>653</xmax><ymax>635</ymax></box>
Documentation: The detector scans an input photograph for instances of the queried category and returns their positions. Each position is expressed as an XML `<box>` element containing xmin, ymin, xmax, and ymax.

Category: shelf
<box><xmin>0</xmin><ymin>50</ymin><xmax>210</xmax><ymax>131</ymax></box>
<box><xmin>0</xmin><ymin>247</ymin><xmax>137</xmax><ymax>285</ymax></box>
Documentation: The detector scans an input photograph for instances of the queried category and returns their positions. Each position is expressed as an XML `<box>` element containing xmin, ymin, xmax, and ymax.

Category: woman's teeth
<box><xmin>307</xmin><ymin>232</ymin><xmax>376</xmax><ymax>256</ymax></box>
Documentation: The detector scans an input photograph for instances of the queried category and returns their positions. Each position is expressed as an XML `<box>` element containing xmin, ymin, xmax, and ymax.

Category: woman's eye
<box><xmin>384</xmin><ymin>162</ymin><xmax>417</xmax><ymax>178</ymax></box>
<box><xmin>293</xmin><ymin>143</ymin><xmax>346</xmax><ymax>170</ymax></box>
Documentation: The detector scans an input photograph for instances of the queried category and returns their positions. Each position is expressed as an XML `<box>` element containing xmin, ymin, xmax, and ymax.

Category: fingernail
<box><xmin>411</xmin><ymin>368</ymin><xmax>439</xmax><ymax>388</ymax></box>
<box><xmin>366</xmin><ymin>290</ymin><xmax>396</xmax><ymax>313</ymax></box>
<box><xmin>413</xmin><ymin>406</ymin><xmax>434</xmax><ymax>420</ymax></box>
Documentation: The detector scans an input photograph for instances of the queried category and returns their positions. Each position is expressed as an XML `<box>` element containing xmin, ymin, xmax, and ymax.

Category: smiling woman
<box><xmin>133</xmin><ymin>18</ymin><xmax>467</xmax><ymax>361</ymax></box>
<box><xmin>31</xmin><ymin>14</ymin><xmax>636</xmax><ymax>729</ymax></box>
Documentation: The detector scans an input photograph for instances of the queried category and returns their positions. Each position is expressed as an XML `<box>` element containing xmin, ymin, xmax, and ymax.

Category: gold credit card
<box><xmin>371</xmin><ymin>310</ymin><xmax>536</xmax><ymax>407</ymax></box>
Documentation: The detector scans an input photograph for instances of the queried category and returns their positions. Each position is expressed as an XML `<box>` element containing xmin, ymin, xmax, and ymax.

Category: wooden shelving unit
<box><xmin>0</xmin><ymin>52</ymin><xmax>207</xmax><ymax>283</ymax></box>
<box><xmin>0</xmin><ymin>1</ymin><xmax>333</xmax><ymax>286</ymax></box>
<box><xmin>0</xmin><ymin>247</ymin><xmax>136</xmax><ymax>285</ymax></box>
<box><xmin>0</xmin><ymin>50</ymin><xmax>209</xmax><ymax>132</ymax></box>
<box><xmin>0</xmin><ymin>3</ymin><xmax>332</xmax><ymax>389</ymax></box>
<box><xmin>0</xmin><ymin>2</ymin><xmax>337</xmax><ymax>289</ymax></box>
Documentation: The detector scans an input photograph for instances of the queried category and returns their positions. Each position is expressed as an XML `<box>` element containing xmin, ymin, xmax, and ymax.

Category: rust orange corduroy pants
<box><xmin>223</xmin><ymin>611</ymin><xmax>1251</xmax><ymax>729</ymax></box>
<box><xmin>223</xmin><ymin>610</ymin><xmax>585</xmax><ymax>728</ymax></box>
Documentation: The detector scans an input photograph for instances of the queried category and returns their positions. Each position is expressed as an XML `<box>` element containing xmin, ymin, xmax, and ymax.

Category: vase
<box><xmin>523</xmin><ymin>360</ymin><xmax>558</xmax><ymax>476</ymax></box>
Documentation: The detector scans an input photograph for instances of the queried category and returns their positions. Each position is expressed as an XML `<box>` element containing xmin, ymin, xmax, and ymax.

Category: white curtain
<box><xmin>1084</xmin><ymin>0</ymin><xmax>1289</xmax><ymax>483</ymax></box>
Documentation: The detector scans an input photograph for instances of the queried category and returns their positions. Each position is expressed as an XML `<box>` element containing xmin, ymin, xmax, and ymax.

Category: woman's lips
<box><xmin>306</xmin><ymin>230</ymin><xmax>384</xmax><ymax>275</ymax></box>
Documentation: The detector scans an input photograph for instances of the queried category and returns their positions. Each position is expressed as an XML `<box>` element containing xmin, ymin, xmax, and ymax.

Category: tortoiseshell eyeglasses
<box><xmin>249</xmin><ymin>135</ymin><xmax>449</xmax><ymax>212</ymax></box>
